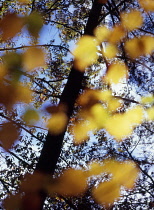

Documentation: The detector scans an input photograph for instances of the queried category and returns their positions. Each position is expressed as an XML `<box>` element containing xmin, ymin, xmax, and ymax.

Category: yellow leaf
<box><xmin>141</xmin><ymin>95</ymin><xmax>154</xmax><ymax>104</ymax></box>
<box><xmin>108</xmin><ymin>25</ymin><xmax>125</xmax><ymax>44</ymax></box>
<box><xmin>90</xmin><ymin>104</ymin><xmax>109</xmax><ymax>128</ymax></box>
<box><xmin>88</xmin><ymin>162</ymin><xmax>105</xmax><ymax>176</ymax></box>
<box><xmin>146</xmin><ymin>107</ymin><xmax>154</xmax><ymax>121</ymax></box>
<box><xmin>103</xmin><ymin>62</ymin><xmax>128</xmax><ymax>84</ymax></box>
<box><xmin>139</xmin><ymin>0</ymin><xmax>154</xmax><ymax>12</ymax></box>
<box><xmin>99</xmin><ymin>90</ymin><xmax>112</xmax><ymax>102</ymax></box>
<box><xmin>26</xmin><ymin>12</ymin><xmax>43</xmax><ymax>38</ymax></box>
<box><xmin>15</xmin><ymin>85</ymin><xmax>32</xmax><ymax>103</ymax></box>
<box><xmin>73</xmin><ymin>35</ymin><xmax>98</xmax><ymax>71</ymax></box>
<box><xmin>17</xmin><ymin>0</ymin><xmax>31</xmax><ymax>4</ymax></box>
<box><xmin>48</xmin><ymin>169</ymin><xmax>87</xmax><ymax>196</ymax></box>
<box><xmin>103</xmin><ymin>44</ymin><xmax>118</xmax><ymax>59</ymax></box>
<box><xmin>47</xmin><ymin>112</ymin><xmax>68</xmax><ymax>135</ymax></box>
<box><xmin>23</xmin><ymin>47</ymin><xmax>45</xmax><ymax>71</ymax></box>
<box><xmin>73</xmin><ymin>120</ymin><xmax>96</xmax><ymax>145</ymax></box>
<box><xmin>121</xmin><ymin>10</ymin><xmax>143</xmax><ymax>31</ymax></box>
<box><xmin>94</xmin><ymin>26</ymin><xmax>110</xmax><ymax>43</ymax></box>
<box><xmin>103</xmin><ymin>160</ymin><xmax>139</xmax><ymax>189</ymax></box>
<box><xmin>118</xmin><ymin>161</ymin><xmax>139</xmax><ymax>189</ymax></box>
<box><xmin>23</xmin><ymin>109</ymin><xmax>40</xmax><ymax>125</ymax></box>
<box><xmin>107</xmin><ymin>98</ymin><xmax>122</xmax><ymax>112</ymax></box>
<box><xmin>77</xmin><ymin>89</ymin><xmax>101</xmax><ymax>107</ymax></box>
<box><xmin>125</xmin><ymin>105</ymin><xmax>144</xmax><ymax>125</ymax></box>
<box><xmin>0</xmin><ymin>13</ymin><xmax>24</xmax><ymax>41</ymax></box>
<box><xmin>105</xmin><ymin>114</ymin><xmax>133</xmax><ymax>140</ymax></box>
<box><xmin>105</xmin><ymin>106</ymin><xmax>144</xmax><ymax>140</ymax></box>
<box><xmin>0</xmin><ymin>64</ymin><xmax>7</xmax><ymax>79</ymax></box>
<box><xmin>92</xmin><ymin>180</ymin><xmax>120</xmax><ymax>207</ymax></box>
<box><xmin>125</xmin><ymin>36</ymin><xmax>154</xmax><ymax>58</ymax></box>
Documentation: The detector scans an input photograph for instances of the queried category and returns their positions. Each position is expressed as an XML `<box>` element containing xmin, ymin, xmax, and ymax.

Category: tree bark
<box><xmin>28</xmin><ymin>1</ymin><xmax>103</xmax><ymax>209</ymax></box>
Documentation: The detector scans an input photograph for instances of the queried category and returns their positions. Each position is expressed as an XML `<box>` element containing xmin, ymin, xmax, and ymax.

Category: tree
<box><xmin>0</xmin><ymin>0</ymin><xmax>154</xmax><ymax>209</ymax></box>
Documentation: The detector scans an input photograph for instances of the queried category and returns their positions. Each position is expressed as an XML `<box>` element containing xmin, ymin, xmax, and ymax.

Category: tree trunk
<box><xmin>25</xmin><ymin>1</ymin><xmax>103</xmax><ymax>209</ymax></box>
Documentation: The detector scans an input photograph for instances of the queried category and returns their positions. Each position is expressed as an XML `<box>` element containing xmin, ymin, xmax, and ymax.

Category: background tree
<box><xmin>0</xmin><ymin>0</ymin><xmax>154</xmax><ymax>209</ymax></box>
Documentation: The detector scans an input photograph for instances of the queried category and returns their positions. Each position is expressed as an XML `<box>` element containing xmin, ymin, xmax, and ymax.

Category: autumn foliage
<box><xmin>0</xmin><ymin>0</ymin><xmax>154</xmax><ymax>209</ymax></box>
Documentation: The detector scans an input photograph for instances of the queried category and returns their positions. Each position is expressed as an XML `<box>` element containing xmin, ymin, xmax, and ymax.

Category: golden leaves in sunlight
<box><xmin>92</xmin><ymin>180</ymin><xmax>120</xmax><ymax>206</ymax></box>
<box><xmin>105</xmin><ymin>106</ymin><xmax>144</xmax><ymax>140</ymax></box>
<box><xmin>103</xmin><ymin>44</ymin><xmax>118</xmax><ymax>59</ymax></box>
<box><xmin>121</xmin><ymin>10</ymin><xmax>143</xmax><ymax>31</ymax></box>
<box><xmin>103</xmin><ymin>62</ymin><xmax>128</xmax><ymax>84</ymax></box>
<box><xmin>47</xmin><ymin>169</ymin><xmax>88</xmax><ymax>196</ymax></box>
<box><xmin>73</xmin><ymin>35</ymin><xmax>98</xmax><ymax>71</ymax></box>
<box><xmin>88</xmin><ymin>162</ymin><xmax>104</xmax><ymax>176</ymax></box>
<box><xmin>0</xmin><ymin>13</ymin><xmax>24</xmax><ymax>41</ymax></box>
<box><xmin>141</xmin><ymin>94</ymin><xmax>154</xmax><ymax>104</ymax></box>
<box><xmin>146</xmin><ymin>107</ymin><xmax>154</xmax><ymax>121</ymax></box>
<box><xmin>108</xmin><ymin>25</ymin><xmax>125</xmax><ymax>44</ymax></box>
<box><xmin>92</xmin><ymin>160</ymin><xmax>139</xmax><ymax>207</ymax></box>
<box><xmin>23</xmin><ymin>47</ymin><xmax>46</xmax><ymax>71</ymax></box>
<box><xmin>125</xmin><ymin>36</ymin><xmax>154</xmax><ymax>58</ymax></box>
<box><xmin>73</xmin><ymin>90</ymin><xmax>124</xmax><ymax>144</ymax></box>
<box><xmin>139</xmin><ymin>0</ymin><xmax>154</xmax><ymax>12</ymax></box>
<box><xmin>94</xmin><ymin>26</ymin><xmax>110</xmax><ymax>43</ymax></box>
<box><xmin>47</xmin><ymin>112</ymin><xmax>68</xmax><ymax>135</ymax></box>
<box><xmin>0</xmin><ymin>122</ymin><xmax>19</xmax><ymax>150</ymax></box>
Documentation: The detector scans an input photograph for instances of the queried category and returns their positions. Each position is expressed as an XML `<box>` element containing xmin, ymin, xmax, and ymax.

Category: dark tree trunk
<box><xmin>24</xmin><ymin>1</ymin><xmax>103</xmax><ymax>209</ymax></box>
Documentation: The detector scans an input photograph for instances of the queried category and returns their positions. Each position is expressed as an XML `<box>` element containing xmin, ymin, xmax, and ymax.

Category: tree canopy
<box><xmin>0</xmin><ymin>0</ymin><xmax>154</xmax><ymax>209</ymax></box>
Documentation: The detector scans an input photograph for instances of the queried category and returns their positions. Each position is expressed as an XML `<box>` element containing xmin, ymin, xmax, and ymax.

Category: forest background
<box><xmin>0</xmin><ymin>0</ymin><xmax>154</xmax><ymax>209</ymax></box>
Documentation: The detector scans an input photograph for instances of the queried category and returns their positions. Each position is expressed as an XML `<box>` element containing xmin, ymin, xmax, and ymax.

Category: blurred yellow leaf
<box><xmin>103</xmin><ymin>62</ymin><xmax>128</xmax><ymax>84</ymax></box>
<box><xmin>103</xmin><ymin>44</ymin><xmax>118</xmax><ymax>59</ymax></box>
<box><xmin>23</xmin><ymin>109</ymin><xmax>40</xmax><ymax>125</ymax></box>
<box><xmin>23</xmin><ymin>47</ymin><xmax>45</xmax><ymax>71</ymax></box>
<box><xmin>0</xmin><ymin>122</ymin><xmax>19</xmax><ymax>150</ymax></box>
<box><xmin>118</xmin><ymin>161</ymin><xmax>139</xmax><ymax>189</ymax></box>
<box><xmin>92</xmin><ymin>180</ymin><xmax>120</xmax><ymax>207</ymax></box>
<box><xmin>90</xmin><ymin>104</ymin><xmax>109</xmax><ymax>128</ymax></box>
<box><xmin>88</xmin><ymin>162</ymin><xmax>105</xmax><ymax>176</ymax></box>
<box><xmin>105</xmin><ymin>114</ymin><xmax>133</xmax><ymax>140</ymax></box>
<box><xmin>108</xmin><ymin>25</ymin><xmax>125</xmax><ymax>44</ymax></box>
<box><xmin>105</xmin><ymin>106</ymin><xmax>144</xmax><ymax>140</ymax></box>
<box><xmin>0</xmin><ymin>64</ymin><xmax>7</xmax><ymax>79</ymax></box>
<box><xmin>15</xmin><ymin>85</ymin><xmax>32</xmax><ymax>103</ymax></box>
<box><xmin>121</xmin><ymin>10</ymin><xmax>143</xmax><ymax>31</ymax></box>
<box><xmin>139</xmin><ymin>0</ymin><xmax>154</xmax><ymax>12</ymax></box>
<box><xmin>103</xmin><ymin>159</ymin><xmax>139</xmax><ymax>189</ymax></box>
<box><xmin>94</xmin><ymin>26</ymin><xmax>110</xmax><ymax>43</ymax></box>
<box><xmin>48</xmin><ymin>169</ymin><xmax>87</xmax><ymax>196</ymax></box>
<box><xmin>141</xmin><ymin>95</ymin><xmax>154</xmax><ymax>104</ymax></box>
<box><xmin>107</xmin><ymin>98</ymin><xmax>122</xmax><ymax>112</ymax></box>
<box><xmin>77</xmin><ymin>89</ymin><xmax>101</xmax><ymax>107</ymax></box>
<box><xmin>146</xmin><ymin>107</ymin><xmax>154</xmax><ymax>121</ymax></box>
<box><xmin>125</xmin><ymin>105</ymin><xmax>144</xmax><ymax>125</ymax></box>
<box><xmin>73</xmin><ymin>35</ymin><xmax>98</xmax><ymax>71</ymax></box>
<box><xmin>17</xmin><ymin>0</ymin><xmax>31</xmax><ymax>4</ymax></box>
<box><xmin>47</xmin><ymin>112</ymin><xmax>68</xmax><ymax>135</ymax></box>
<box><xmin>125</xmin><ymin>36</ymin><xmax>154</xmax><ymax>58</ymax></box>
<box><xmin>0</xmin><ymin>13</ymin><xmax>24</xmax><ymax>41</ymax></box>
<box><xmin>99</xmin><ymin>90</ymin><xmax>112</xmax><ymax>102</ymax></box>
<box><xmin>26</xmin><ymin>12</ymin><xmax>43</xmax><ymax>38</ymax></box>
<box><xmin>73</xmin><ymin>120</ymin><xmax>96</xmax><ymax>144</ymax></box>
